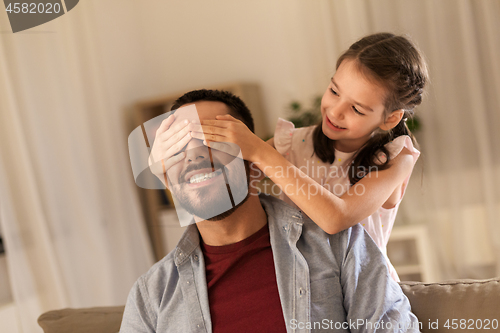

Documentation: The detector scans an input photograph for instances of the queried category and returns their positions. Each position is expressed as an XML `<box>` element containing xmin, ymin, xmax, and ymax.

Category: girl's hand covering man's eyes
<box><xmin>192</xmin><ymin>114</ymin><xmax>264</xmax><ymax>162</ymax></box>
<box><xmin>148</xmin><ymin>114</ymin><xmax>202</xmax><ymax>186</ymax></box>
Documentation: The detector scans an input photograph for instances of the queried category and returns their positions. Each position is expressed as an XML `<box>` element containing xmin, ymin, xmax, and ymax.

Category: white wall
<box><xmin>82</xmin><ymin>0</ymin><xmax>336</xmax><ymax>137</ymax></box>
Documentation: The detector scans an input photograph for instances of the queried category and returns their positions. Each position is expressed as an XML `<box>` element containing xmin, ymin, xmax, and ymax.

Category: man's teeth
<box><xmin>189</xmin><ymin>170</ymin><xmax>222</xmax><ymax>184</ymax></box>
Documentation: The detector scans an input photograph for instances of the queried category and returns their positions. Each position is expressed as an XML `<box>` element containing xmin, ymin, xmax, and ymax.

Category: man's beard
<box><xmin>170</xmin><ymin>158</ymin><xmax>250</xmax><ymax>221</ymax></box>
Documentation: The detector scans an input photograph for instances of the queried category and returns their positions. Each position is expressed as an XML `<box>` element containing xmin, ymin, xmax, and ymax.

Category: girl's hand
<box><xmin>193</xmin><ymin>114</ymin><xmax>265</xmax><ymax>161</ymax></box>
<box><xmin>148</xmin><ymin>114</ymin><xmax>199</xmax><ymax>185</ymax></box>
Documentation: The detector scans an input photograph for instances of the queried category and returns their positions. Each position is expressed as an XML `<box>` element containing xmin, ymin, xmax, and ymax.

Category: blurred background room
<box><xmin>1</xmin><ymin>0</ymin><xmax>499</xmax><ymax>332</ymax></box>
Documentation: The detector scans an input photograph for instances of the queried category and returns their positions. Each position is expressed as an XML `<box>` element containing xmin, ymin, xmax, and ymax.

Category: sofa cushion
<box><xmin>37</xmin><ymin>278</ymin><xmax>500</xmax><ymax>333</ymax></box>
<box><xmin>399</xmin><ymin>277</ymin><xmax>500</xmax><ymax>332</ymax></box>
<box><xmin>37</xmin><ymin>306</ymin><xmax>124</xmax><ymax>333</ymax></box>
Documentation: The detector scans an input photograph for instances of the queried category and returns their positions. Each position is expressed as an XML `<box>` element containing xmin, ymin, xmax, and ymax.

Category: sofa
<box><xmin>38</xmin><ymin>277</ymin><xmax>500</xmax><ymax>333</ymax></box>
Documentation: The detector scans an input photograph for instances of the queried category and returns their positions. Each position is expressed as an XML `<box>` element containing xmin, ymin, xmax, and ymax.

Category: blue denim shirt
<box><xmin>120</xmin><ymin>195</ymin><xmax>420</xmax><ymax>332</ymax></box>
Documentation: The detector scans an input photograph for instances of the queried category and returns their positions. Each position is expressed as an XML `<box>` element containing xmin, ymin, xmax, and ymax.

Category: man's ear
<box><xmin>379</xmin><ymin>109</ymin><xmax>404</xmax><ymax>131</ymax></box>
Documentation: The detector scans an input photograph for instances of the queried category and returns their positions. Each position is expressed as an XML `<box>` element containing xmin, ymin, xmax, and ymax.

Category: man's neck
<box><xmin>195</xmin><ymin>194</ymin><xmax>268</xmax><ymax>246</ymax></box>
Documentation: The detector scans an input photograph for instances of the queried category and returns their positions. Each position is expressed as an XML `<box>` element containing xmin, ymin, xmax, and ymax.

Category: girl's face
<box><xmin>321</xmin><ymin>59</ymin><xmax>393</xmax><ymax>152</ymax></box>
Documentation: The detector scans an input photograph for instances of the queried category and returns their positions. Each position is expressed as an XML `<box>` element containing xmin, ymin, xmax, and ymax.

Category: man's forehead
<box><xmin>172</xmin><ymin>101</ymin><xmax>230</xmax><ymax>125</ymax></box>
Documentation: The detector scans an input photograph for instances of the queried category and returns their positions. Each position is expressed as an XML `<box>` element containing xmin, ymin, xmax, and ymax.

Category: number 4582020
<box><xmin>5</xmin><ymin>3</ymin><xmax>62</xmax><ymax>14</ymax></box>
<box><xmin>444</xmin><ymin>319</ymin><xmax>498</xmax><ymax>330</ymax></box>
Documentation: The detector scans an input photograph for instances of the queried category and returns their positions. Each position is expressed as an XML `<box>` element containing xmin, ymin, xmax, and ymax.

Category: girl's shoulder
<box><xmin>274</xmin><ymin>118</ymin><xmax>316</xmax><ymax>155</ymax></box>
<box><xmin>378</xmin><ymin>135</ymin><xmax>420</xmax><ymax>166</ymax></box>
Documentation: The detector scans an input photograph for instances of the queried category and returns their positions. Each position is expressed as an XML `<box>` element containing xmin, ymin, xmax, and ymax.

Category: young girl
<box><xmin>198</xmin><ymin>32</ymin><xmax>428</xmax><ymax>281</ymax></box>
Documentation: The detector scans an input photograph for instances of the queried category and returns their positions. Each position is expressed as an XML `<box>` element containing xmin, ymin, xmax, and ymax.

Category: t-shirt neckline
<box><xmin>201</xmin><ymin>223</ymin><xmax>269</xmax><ymax>254</ymax></box>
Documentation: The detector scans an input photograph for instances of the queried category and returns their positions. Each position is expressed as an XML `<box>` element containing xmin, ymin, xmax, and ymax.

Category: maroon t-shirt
<box><xmin>201</xmin><ymin>224</ymin><xmax>287</xmax><ymax>333</ymax></box>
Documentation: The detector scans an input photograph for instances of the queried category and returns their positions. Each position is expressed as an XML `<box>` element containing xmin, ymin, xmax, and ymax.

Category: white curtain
<box><xmin>294</xmin><ymin>0</ymin><xmax>500</xmax><ymax>280</ymax></box>
<box><xmin>0</xmin><ymin>3</ymin><xmax>154</xmax><ymax>332</ymax></box>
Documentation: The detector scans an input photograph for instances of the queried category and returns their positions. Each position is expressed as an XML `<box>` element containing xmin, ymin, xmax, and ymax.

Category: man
<box><xmin>120</xmin><ymin>89</ymin><xmax>420</xmax><ymax>332</ymax></box>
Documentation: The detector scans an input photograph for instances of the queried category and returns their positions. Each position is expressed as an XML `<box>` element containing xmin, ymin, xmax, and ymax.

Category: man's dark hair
<box><xmin>171</xmin><ymin>89</ymin><xmax>255</xmax><ymax>133</ymax></box>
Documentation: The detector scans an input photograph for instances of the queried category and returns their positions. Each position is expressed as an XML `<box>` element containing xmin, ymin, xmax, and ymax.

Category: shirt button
<box><xmin>197</xmin><ymin>324</ymin><xmax>200</xmax><ymax>328</ymax></box>
<box><xmin>299</xmin><ymin>288</ymin><xmax>305</xmax><ymax>296</ymax></box>
<box><xmin>193</xmin><ymin>255</ymin><xmax>199</xmax><ymax>261</ymax></box>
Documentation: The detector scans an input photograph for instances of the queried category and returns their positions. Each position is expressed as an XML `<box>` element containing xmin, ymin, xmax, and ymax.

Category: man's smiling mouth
<box><xmin>188</xmin><ymin>170</ymin><xmax>223</xmax><ymax>184</ymax></box>
<box><xmin>180</xmin><ymin>161</ymin><xmax>226</xmax><ymax>187</ymax></box>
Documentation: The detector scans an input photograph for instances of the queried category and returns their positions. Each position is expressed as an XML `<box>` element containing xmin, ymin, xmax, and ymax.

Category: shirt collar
<box><xmin>173</xmin><ymin>194</ymin><xmax>305</xmax><ymax>266</ymax></box>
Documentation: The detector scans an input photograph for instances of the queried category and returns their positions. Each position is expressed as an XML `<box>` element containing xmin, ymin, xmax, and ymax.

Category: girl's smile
<box><xmin>325</xmin><ymin>115</ymin><xmax>347</xmax><ymax>131</ymax></box>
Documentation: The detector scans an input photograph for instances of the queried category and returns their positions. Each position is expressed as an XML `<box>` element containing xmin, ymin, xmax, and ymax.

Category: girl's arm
<box><xmin>266</xmin><ymin>137</ymin><xmax>275</xmax><ymax>148</ymax></box>
<box><xmin>197</xmin><ymin>115</ymin><xmax>414</xmax><ymax>235</ymax></box>
<box><xmin>255</xmin><ymin>143</ymin><xmax>414</xmax><ymax>234</ymax></box>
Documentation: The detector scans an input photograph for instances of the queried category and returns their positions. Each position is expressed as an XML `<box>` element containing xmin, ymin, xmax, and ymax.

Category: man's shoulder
<box><xmin>122</xmin><ymin>246</ymin><xmax>184</xmax><ymax>330</ymax></box>
<box><xmin>138</xmin><ymin>222</ymin><xmax>201</xmax><ymax>283</ymax></box>
<box><xmin>259</xmin><ymin>194</ymin><xmax>304</xmax><ymax>227</ymax></box>
<box><xmin>259</xmin><ymin>194</ymin><xmax>376</xmax><ymax>253</ymax></box>
<box><xmin>259</xmin><ymin>193</ymin><xmax>353</xmax><ymax>233</ymax></box>
<box><xmin>133</xmin><ymin>250</ymin><xmax>179</xmax><ymax>295</ymax></box>
<box><xmin>259</xmin><ymin>193</ymin><xmax>354</xmax><ymax>246</ymax></box>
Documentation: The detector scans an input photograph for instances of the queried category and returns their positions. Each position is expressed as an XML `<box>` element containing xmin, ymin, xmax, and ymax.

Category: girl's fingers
<box><xmin>215</xmin><ymin>114</ymin><xmax>244</xmax><ymax>125</ymax></box>
<box><xmin>190</xmin><ymin>130</ymin><xmax>226</xmax><ymax>143</ymax></box>
<box><xmin>164</xmin><ymin>132</ymin><xmax>191</xmax><ymax>158</ymax></box>
<box><xmin>151</xmin><ymin>132</ymin><xmax>189</xmax><ymax>173</ymax></box>
<box><xmin>156</xmin><ymin>114</ymin><xmax>175</xmax><ymax>135</ymax></box>
<box><xmin>159</xmin><ymin>119</ymin><xmax>190</xmax><ymax>142</ymax></box>
<box><xmin>190</xmin><ymin>131</ymin><xmax>205</xmax><ymax>140</ymax></box>
<box><xmin>159</xmin><ymin>123</ymin><xmax>190</xmax><ymax>151</ymax></box>
<box><xmin>205</xmin><ymin>142</ymin><xmax>240</xmax><ymax>157</ymax></box>
<box><xmin>188</xmin><ymin>123</ymin><xmax>203</xmax><ymax>133</ymax></box>
<box><xmin>200</xmin><ymin>124</ymin><xmax>229</xmax><ymax>137</ymax></box>
<box><xmin>215</xmin><ymin>114</ymin><xmax>238</xmax><ymax>122</ymax></box>
<box><xmin>203</xmin><ymin>133</ymin><xmax>225</xmax><ymax>142</ymax></box>
<box><xmin>200</xmin><ymin>119</ymin><xmax>235</xmax><ymax>128</ymax></box>
<box><xmin>149</xmin><ymin>151</ymin><xmax>185</xmax><ymax>180</ymax></box>
<box><xmin>151</xmin><ymin>131</ymin><xmax>189</xmax><ymax>165</ymax></box>
<box><xmin>164</xmin><ymin>151</ymin><xmax>185</xmax><ymax>171</ymax></box>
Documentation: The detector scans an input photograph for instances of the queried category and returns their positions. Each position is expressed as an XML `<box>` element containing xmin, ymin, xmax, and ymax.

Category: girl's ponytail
<box><xmin>348</xmin><ymin>113</ymin><xmax>418</xmax><ymax>185</ymax></box>
<box><xmin>390</xmin><ymin>111</ymin><xmax>418</xmax><ymax>149</ymax></box>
